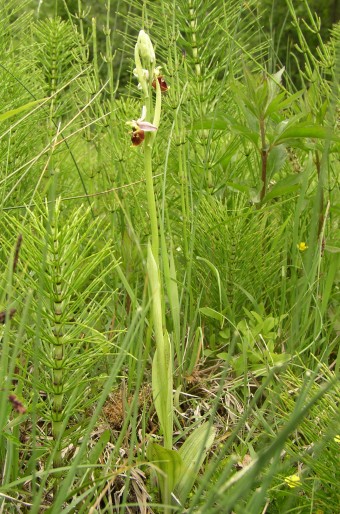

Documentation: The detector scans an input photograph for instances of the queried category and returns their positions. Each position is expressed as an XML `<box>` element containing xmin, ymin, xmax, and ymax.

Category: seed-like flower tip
<box><xmin>137</xmin><ymin>30</ymin><xmax>155</xmax><ymax>66</ymax></box>
<box><xmin>297</xmin><ymin>242</ymin><xmax>308</xmax><ymax>252</ymax></box>
<box><xmin>334</xmin><ymin>434</ymin><xmax>340</xmax><ymax>443</ymax></box>
<box><xmin>284</xmin><ymin>474</ymin><xmax>301</xmax><ymax>488</ymax></box>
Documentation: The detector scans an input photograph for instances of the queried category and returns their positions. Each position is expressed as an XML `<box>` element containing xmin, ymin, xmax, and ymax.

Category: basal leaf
<box><xmin>175</xmin><ymin>422</ymin><xmax>216</xmax><ymax>504</ymax></box>
<box><xmin>152</xmin><ymin>347</ymin><xmax>173</xmax><ymax>448</ymax></box>
<box><xmin>87</xmin><ymin>430</ymin><xmax>111</xmax><ymax>466</ymax></box>
<box><xmin>147</xmin><ymin>443</ymin><xmax>183</xmax><ymax>502</ymax></box>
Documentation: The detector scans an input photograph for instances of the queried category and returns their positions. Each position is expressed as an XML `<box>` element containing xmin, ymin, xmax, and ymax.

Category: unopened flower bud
<box><xmin>136</xmin><ymin>30</ymin><xmax>155</xmax><ymax>67</ymax></box>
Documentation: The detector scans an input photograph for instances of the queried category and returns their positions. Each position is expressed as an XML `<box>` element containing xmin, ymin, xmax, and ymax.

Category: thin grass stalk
<box><xmin>0</xmin><ymin>245</ymin><xmax>27</xmax><ymax>494</ymax></box>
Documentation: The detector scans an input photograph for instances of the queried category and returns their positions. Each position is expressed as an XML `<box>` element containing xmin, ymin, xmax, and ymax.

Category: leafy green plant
<box><xmin>230</xmin><ymin>308</ymin><xmax>290</xmax><ymax>376</ymax></box>
<box><xmin>192</xmin><ymin>66</ymin><xmax>338</xmax><ymax>204</ymax></box>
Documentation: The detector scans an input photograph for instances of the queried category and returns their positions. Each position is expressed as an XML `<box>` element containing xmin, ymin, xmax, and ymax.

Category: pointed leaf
<box><xmin>191</xmin><ymin>116</ymin><xmax>259</xmax><ymax>145</ymax></box>
<box><xmin>263</xmin><ymin>174</ymin><xmax>302</xmax><ymax>202</ymax></box>
<box><xmin>274</xmin><ymin>123</ymin><xmax>339</xmax><ymax>145</ymax></box>
<box><xmin>176</xmin><ymin>422</ymin><xmax>216</xmax><ymax>503</ymax></box>
<box><xmin>87</xmin><ymin>429</ymin><xmax>111</xmax><ymax>465</ymax></box>
<box><xmin>199</xmin><ymin>307</ymin><xmax>224</xmax><ymax>323</ymax></box>
<box><xmin>266</xmin><ymin>90</ymin><xmax>304</xmax><ymax>116</ymax></box>
<box><xmin>147</xmin><ymin>443</ymin><xmax>183</xmax><ymax>502</ymax></box>
<box><xmin>191</xmin><ymin>116</ymin><xmax>229</xmax><ymax>130</ymax></box>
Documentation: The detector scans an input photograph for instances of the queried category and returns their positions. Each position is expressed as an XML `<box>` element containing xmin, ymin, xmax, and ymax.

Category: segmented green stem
<box><xmin>50</xmin><ymin>225</ymin><xmax>65</xmax><ymax>470</ymax></box>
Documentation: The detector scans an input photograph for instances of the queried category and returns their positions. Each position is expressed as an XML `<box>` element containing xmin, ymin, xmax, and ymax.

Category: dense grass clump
<box><xmin>0</xmin><ymin>1</ymin><xmax>339</xmax><ymax>512</ymax></box>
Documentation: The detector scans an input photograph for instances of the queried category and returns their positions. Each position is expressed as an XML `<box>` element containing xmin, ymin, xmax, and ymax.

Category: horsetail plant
<box><xmin>5</xmin><ymin>201</ymin><xmax>114</xmax><ymax>490</ymax></box>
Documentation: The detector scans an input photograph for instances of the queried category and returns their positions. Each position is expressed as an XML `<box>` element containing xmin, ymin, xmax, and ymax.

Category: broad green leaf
<box><xmin>147</xmin><ymin>443</ymin><xmax>183</xmax><ymax>503</ymax></box>
<box><xmin>268</xmin><ymin>352</ymin><xmax>291</xmax><ymax>365</ymax></box>
<box><xmin>265</xmin><ymin>90</ymin><xmax>286</xmax><ymax>117</ymax></box>
<box><xmin>268</xmin><ymin>90</ymin><xmax>304</xmax><ymax>113</ymax></box>
<box><xmin>274</xmin><ymin>123</ymin><xmax>339</xmax><ymax>145</ymax></box>
<box><xmin>267</xmin><ymin>144</ymin><xmax>287</xmax><ymax>177</ymax></box>
<box><xmin>262</xmin><ymin>317</ymin><xmax>276</xmax><ymax>334</ymax></box>
<box><xmin>0</xmin><ymin>99</ymin><xmax>46</xmax><ymax>122</ymax></box>
<box><xmin>266</xmin><ymin>89</ymin><xmax>304</xmax><ymax>116</ymax></box>
<box><xmin>228</xmin><ymin>123</ymin><xmax>259</xmax><ymax>145</ymax></box>
<box><xmin>176</xmin><ymin>422</ymin><xmax>216</xmax><ymax>504</ymax></box>
<box><xmin>263</xmin><ymin>174</ymin><xmax>302</xmax><ymax>202</ymax></box>
<box><xmin>266</xmin><ymin>184</ymin><xmax>300</xmax><ymax>202</ymax></box>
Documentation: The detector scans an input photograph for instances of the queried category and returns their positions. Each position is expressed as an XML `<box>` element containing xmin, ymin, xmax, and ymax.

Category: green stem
<box><xmin>259</xmin><ymin>116</ymin><xmax>268</xmax><ymax>202</ymax></box>
<box><xmin>144</xmin><ymin>134</ymin><xmax>159</xmax><ymax>263</ymax></box>
<box><xmin>145</xmin><ymin>76</ymin><xmax>162</xmax><ymax>263</ymax></box>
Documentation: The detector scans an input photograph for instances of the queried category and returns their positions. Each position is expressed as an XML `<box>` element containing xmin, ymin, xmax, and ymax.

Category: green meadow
<box><xmin>0</xmin><ymin>1</ymin><xmax>339</xmax><ymax>512</ymax></box>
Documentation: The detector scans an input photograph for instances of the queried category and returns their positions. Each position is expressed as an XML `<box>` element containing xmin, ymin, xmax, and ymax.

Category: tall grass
<box><xmin>0</xmin><ymin>0</ymin><xmax>339</xmax><ymax>512</ymax></box>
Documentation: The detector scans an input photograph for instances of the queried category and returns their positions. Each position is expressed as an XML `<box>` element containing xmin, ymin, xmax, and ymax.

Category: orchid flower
<box><xmin>126</xmin><ymin>106</ymin><xmax>158</xmax><ymax>146</ymax></box>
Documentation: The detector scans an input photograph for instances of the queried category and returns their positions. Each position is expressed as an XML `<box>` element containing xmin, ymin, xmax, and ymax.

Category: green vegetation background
<box><xmin>0</xmin><ymin>1</ymin><xmax>339</xmax><ymax>513</ymax></box>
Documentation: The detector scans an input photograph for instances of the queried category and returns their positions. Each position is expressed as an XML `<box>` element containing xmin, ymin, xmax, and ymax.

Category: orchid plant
<box><xmin>128</xmin><ymin>30</ymin><xmax>173</xmax><ymax>452</ymax></box>
<box><xmin>127</xmin><ymin>30</ymin><xmax>215</xmax><ymax>512</ymax></box>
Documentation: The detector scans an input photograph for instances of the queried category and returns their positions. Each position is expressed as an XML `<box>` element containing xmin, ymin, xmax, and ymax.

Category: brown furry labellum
<box><xmin>131</xmin><ymin>128</ymin><xmax>145</xmax><ymax>146</ymax></box>
<box><xmin>152</xmin><ymin>75</ymin><xmax>169</xmax><ymax>92</ymax></box>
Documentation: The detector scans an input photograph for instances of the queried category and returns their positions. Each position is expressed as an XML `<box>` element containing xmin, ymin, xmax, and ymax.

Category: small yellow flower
<box><xmin>334</xmin><ymin>434</ymin><xmax>340</xmax><ymax>443</ymax></box>
<box><xmin>297</xmin><ymin>242</ymin><xmax>308</xmax><ymax>252</ymax></box>
<box><xmin>284</xmin><ymin>473</ymin><xmax>301</xmax><ymax>488</ymax></box>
